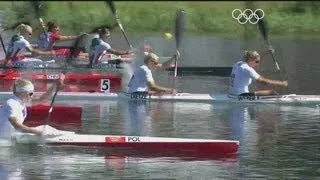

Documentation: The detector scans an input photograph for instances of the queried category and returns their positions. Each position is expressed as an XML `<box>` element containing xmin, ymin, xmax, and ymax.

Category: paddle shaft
<box><xmin>174</xmin><ymin>9</ymin><xmax>186</xmax><ymax>78</ymax></box>
<box><xmin>106</xmin><ymin>1</ymin><xmax>133</xmax><ymax>49</ymax></box>
<box><xmin>116</xmin><ymin>18</ymin><xmax>133</xmax><ymax>49</ymax></box>
<box><xmin>263</xmin><ymin>41</ymin><xmax>285</xmax><ymax>81</ymax></box>
<box><xmin>31</xmin><ymin>1</ymin><xmax>49</xmax><ymax>41</ymax></box>
<box><xmin>41</xmin><ymin>83</ymin><xmax>60</xmax><ymax>136</ymax></box>
<box><xmin>257</xmin><ymin>10</ymin><xmax>284</xmax><ymax>81</ymax></box>
<box><xmin>0</xmin><ymin>34</ymin><xmax>6</xmax><ymax>55</ymax></box>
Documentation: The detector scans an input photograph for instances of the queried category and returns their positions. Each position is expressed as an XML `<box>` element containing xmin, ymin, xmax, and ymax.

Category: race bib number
<box><xmin>130</xmin><ymin>92</ymin><xmax>150</xmax><ymax>99</ymax></box>
<box><xmin>238</xmin><ymin>95</ymin><xmax>260</xmax><ymax>101</ymax></box>
<box><xmin>100</xmin><ymin>79</ymin><xmax>110</xmax><ymax>92</ymax></box>
<box><xmin>47</xmin><ymin>74</ymin><xmax>60</xmax><ymax>80</ymax></box>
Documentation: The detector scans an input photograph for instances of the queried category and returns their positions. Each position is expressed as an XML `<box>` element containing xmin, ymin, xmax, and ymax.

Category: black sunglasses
<box><xmin>29</xmin><ymin>92</ymin><xmax>34</xmax><ymax>96</ymax></box>
<box><xmin>151</xmin><ymin>60</ymin><xmax>159</xmax><ymax>65</ymax></box>
<box><xmin>255</xmin><ymin>61</ymin><xmax>260</xmax><ymax>63</ymax></box>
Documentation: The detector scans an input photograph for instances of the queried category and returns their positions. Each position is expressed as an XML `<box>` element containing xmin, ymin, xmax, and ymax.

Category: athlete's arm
<box><xmin>148</xmin><ymin>81</ymin><xmax>174</xmax><ymax>93</ymax></box>
<box><xmin>59</xmin><ymin>35</ymin><xmax>79</xmax><ymax>41</ymax></box>
<box><xmin>9</xmin><ymin>117</ymin><xmax>42</xmax><ymax>135</ymax></box>
<box><xmin>107</xmin><ymin>48</ymin><xmax>129</xmax><ymax>56</ymax></box>
<box><xmin>256</xmin><ymin>77</ymin><xmax>288</xmax><ymax>87</ymax></box>
<box><xmin>27</xmin><ymin>46</ymin><xmax>55</xmax><ymax>56</ymax></box>
<box><xmin>156</xmin><ymin>50</ymin><xmax>180</xmax><ymax>70</ymax></box>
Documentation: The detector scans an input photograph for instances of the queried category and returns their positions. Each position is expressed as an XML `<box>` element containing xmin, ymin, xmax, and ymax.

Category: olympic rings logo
<box><xmin>232</xmin><ymin>9</ymin><xmax>264</xmax><ymax>24</ymax></box>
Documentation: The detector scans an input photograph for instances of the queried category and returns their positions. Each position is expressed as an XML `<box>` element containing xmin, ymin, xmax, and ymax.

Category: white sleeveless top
<box><xmin>0</xmin><ymin>96</ymin><xmax>27</xmax><ymax>139</ymax></box>
<box><xmin>128</xmin><ymin>65</ymin><xmax>154</xmax><ymax>93</ymax></box>
<box><xmin>230</xmin><ymin>61</ymin><xmax>260</xmax><ymax>95</ymax></box>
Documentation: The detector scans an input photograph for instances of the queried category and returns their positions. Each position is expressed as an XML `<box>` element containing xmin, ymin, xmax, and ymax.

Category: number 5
<box><xmin>100</xmin><ymin>79</ymin><xmax>110</xmax><ymax>92</ymax></box>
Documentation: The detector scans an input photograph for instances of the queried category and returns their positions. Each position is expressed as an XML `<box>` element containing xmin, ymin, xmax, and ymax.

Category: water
<box><xmin>0</xmin><ymin>30</ymin><xmax>320</xmax><ymax>179</ymax></box>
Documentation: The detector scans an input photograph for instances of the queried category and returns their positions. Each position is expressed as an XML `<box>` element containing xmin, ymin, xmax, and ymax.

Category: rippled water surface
<box><xmin>0</xmin><ymin>32</ymin><xmax>320</xmax><ymax>179</ymax></box>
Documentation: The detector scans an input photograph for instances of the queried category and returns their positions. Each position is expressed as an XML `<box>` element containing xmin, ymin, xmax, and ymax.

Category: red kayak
<box><xmin>52</xmin><ymin>47</ymin><xmax>133</xmax><ymax>61</ymax></box>
<box><xmin>0</xmin><ymin>103</ymin><xmax>82</xmax><ymax>130</ymax></box>
<box><xmin>0</xmin><ymin>70</ymin><xmax>121</xmax><ymax>92</ymax></box>
<box><xmin>24</xmin><ymin>103</ymin><xmax>82</xmax><ymax>130</ymax></box>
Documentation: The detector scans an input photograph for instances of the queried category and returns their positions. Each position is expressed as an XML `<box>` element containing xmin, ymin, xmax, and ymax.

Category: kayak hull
<box><xmin>13</xmin><ymin>133</ymin><xmax>239</xmax><ymax>155</ymax></box>
<box><xmin>1</xmin><ymin>92</ymin><xmax>320</xmax><ymax>104</ymax></box>
<box><xmin>0</xmin><ymin>71</ymin><xmax>121</xmax><ymax>92</ymax></box>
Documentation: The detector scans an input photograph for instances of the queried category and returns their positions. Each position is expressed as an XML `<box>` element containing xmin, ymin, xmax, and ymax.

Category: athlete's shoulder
<box><xmin>5</xmin><ymin>97</ymin><xmax>22</xmax><ymax>108</ymax></box>
<box><xmin>11</xmin><ymin>34</ymin><xmax>22</xmax><ymax>42</ymax></box>
<box><xmin>100</xmin><ymin>41</ymin><xmax>111</xmax><ymax>47</ymax></box>
<box><xmin>91</xmin><ymin>38</ymin><xmax>101</xmax><ymax>46</ymax></box>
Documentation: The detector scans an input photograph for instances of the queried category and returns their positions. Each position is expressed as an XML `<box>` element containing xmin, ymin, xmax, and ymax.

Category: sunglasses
<box><xmin>151</xmin><ymin>60</ymin><xmax>159</xmax><ymax>65</ymax></box>
<box><xmin>255</xmin><ymin>61</ymin><xmax>260</xmax><ymax>64</ymax></box>
<box><xmin>28</xmin><ymin>92</ymin><xmax>34</xmax><ymax>97</ymax></box>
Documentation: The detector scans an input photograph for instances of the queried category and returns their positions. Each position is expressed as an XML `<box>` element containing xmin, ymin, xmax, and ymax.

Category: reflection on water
<box><xmin>1</xmin><ymin>100</ymin><xmax>319</xmax><ymax>179</ymax></box>
<box><xmin>0</xmin><ymin>30</ymin><xmax>320</xmax><ymax>179</ymax></box>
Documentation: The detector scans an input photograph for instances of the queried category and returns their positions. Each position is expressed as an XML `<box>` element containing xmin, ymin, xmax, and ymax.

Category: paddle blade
<box><xmin>106</xmin><ymin>1</ymin><xmax>117</xmax><ymax>16</ymax></box>
<box><xmin>31</xmin><ymin>1</ymin><xmax>43</xmax><ymax>18</ymax></box>
<box><xmin>66</xmin><ymin>34</ymin><xmax>87</xmax><ymax>65</ymax></box>
<box><xmin>257</xmin><ymin>11</ymin><xmax>268</xmax><ymax>42</ymax></box>
<box><xmin>175</xmin><ymin>9</ymin><xmax>186</xmax><ymax>50</ymax></box>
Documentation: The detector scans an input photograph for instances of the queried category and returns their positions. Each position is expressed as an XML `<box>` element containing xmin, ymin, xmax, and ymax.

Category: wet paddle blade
<box><xmin>67</xmin><ymin>34</ymin><xmax>87</xmax><ymax>65</ymax></box>
<box><xmin>175</xmin><ymin>9</ymin><xmax>186</xmax><ymax>50</ymax></box>
<box><xmin>31</xmin><ymin>1</ymin><xmax>42</xmax><ymax>19</ymax></box>
<box><xmin>174</xmin><ymin>9</ymin><xmax>186</xmax><ymax>77</ymax></box>
<box><xmin>106</xmin><ymin>0</ymin><xmax>117</xmax><ymax>16</ymax></box>
<box><xmin>257</xmin><ymin>11</ymin><xmax>268</xmax><ymax>43</ymax></box>
<box><xmin>105</xmin><ymin>1</ymin><xmax>132</xmax><ymax>49</ymax></box>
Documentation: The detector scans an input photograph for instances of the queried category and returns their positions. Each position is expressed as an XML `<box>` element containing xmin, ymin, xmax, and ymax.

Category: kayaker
<box><xmin>127</xmin><ymin>51</ymin><xmax>179</xmax><ymax>95</ymax></box>
<box><xmin>88</xmin><ymin>27</ymin><xmax>131</xmax><ymax>68</ymax></box>
<box><xmin>0</xmin><ymin>73</ymin><xmax>65</xmax><ymax>139</ymax></box>
<box><xmin>2</xmin><ymin>24</ymin><xmax>55</xmax><ymax>68</ymax></box>
<box><xmin>230</xmin><ymin>46</ymin><xmax>288</xmax><ymax>96</ymax></box>
<box><xmin>37</xmin><ymin>21</ymin><xmax>80</xmax><ymax>54</ymax></box>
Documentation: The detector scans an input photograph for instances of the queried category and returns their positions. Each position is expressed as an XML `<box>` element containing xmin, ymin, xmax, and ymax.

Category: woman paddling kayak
<box><xmin>0</xmin><ymin>73</ymin><xmax>69</xmax><ymax>140</ymax></box>
<box><xmin>230</xmin><ymin>46</ymin><xmax>288</xmax><ymax>96</ymax></box>
<box><xmin>128</xmin><ymin>51</ymin><xmax>180</xmax><ymax>95</ymax></box>
<box><xmin>2</xmin><ymin>24</ymin><xmax>55</xmax><ymax>68</ymax></box>
<box><xmin>37</xmin><ymin>21</ymin><xmax>82</xmax><ymax>56</ymax></box>
<box><xmin>88</xmin><ymin>27</ymin><xmax>131</xmax><ymax>68</ymax></box>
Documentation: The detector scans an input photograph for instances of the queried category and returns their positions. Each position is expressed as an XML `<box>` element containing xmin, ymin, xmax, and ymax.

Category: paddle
<box><xmin>31</xmin><ymin>1</ymin><xmax>47</xmax><ymax>35</ymax></box>
<box><xmin>0</xmin><ymin>27</ymin><xmax>7</xmax><ymax>55</ymax></box>
<box><xmin>256</xmin><ymin>11</ymin><xmax>284</xmax><ymax>80</ymax></box>
<box><xmin>66</xmin><ymin>33</ymin><xmax>88</xmax><ymax>65</ymax></box>
<box><xmin>42</xmin><ymin>33</ymin><xmax>89</xmax><ymax>134</ymax></box>
<box><xmin>106</xmin><ymin>1</ymin><xmax>133</xmax><ymax>50</ymax></box>
<box><xmin>40</xmin><ymin>2</ymin><xmax>86</xmax><ymax>131</ymax></box>
<box><xmin>174</xmin><ymin>9</ymin><xmax>186</xmax><ymax>77</ymax></box>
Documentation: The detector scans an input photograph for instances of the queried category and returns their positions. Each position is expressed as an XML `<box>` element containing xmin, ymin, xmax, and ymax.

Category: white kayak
<box><xmin>1</xmin><ymin>92</ymin><xmax>320</xmax><ymax>105</ymax></box>
<box><xmin>12</xmin><ymin>131</ymin><xmax>239</xmax><ymax>155</ymax></box>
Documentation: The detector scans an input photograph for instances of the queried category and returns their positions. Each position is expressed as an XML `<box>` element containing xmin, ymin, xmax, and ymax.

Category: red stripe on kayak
<box><xmin>47</xmin><ymin>141</ymin><xmax>239</xmax><ymax>154</ymax></box>
<box><xmin>105</xmin><ymin>136</ymin><xmax>126</xmax><ymax>143</ymax></box>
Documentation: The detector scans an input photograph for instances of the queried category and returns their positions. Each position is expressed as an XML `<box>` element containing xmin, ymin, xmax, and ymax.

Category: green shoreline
<box><xmin>1</xmin><ymin>1</ymin><xmax>320</xmax><ymax>37</ymax></box>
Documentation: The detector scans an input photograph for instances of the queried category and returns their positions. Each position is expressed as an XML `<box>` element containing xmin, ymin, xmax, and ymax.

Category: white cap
<box><xmin>15</xmin><ymin>84</ymin><xmax>34</xmax><ymax>93</ymax></box>
<box><xmin>144</xmin><ymin>52</ymin><xmax>159</xmax><ymax>60</ymax></box>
